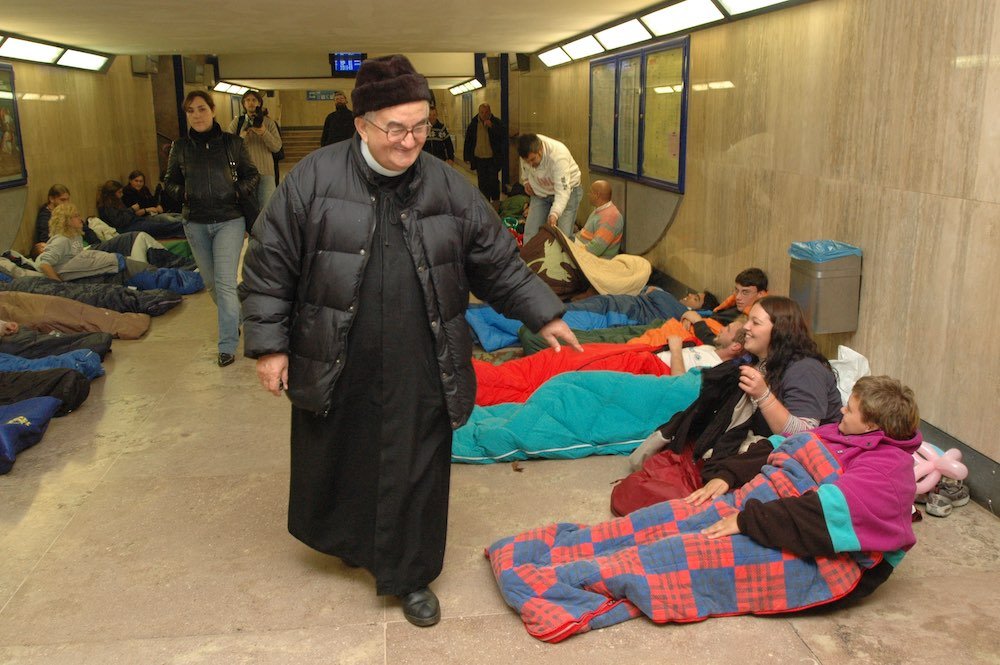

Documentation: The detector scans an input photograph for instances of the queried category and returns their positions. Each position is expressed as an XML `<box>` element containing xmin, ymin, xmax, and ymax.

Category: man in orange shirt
<box><xmin>576</xmin><ymin>180</ymin><xmax>624</xmax><ymax>257</ymax></box>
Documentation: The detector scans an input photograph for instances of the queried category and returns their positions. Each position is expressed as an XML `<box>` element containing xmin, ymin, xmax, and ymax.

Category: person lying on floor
<box><xmin>474</xmin><ymin>317</ymin><xmax>746</xmax><ymax>406</ymax></box>
<box><xmin>35</xmin><ymin>204</ymin><xmax>154</xmax><ymax>283</ymax></box>
<box><xmin>681</xmin><ymin>266</ymin><xmax>768</xmax><ymax>344</ymax></box>
<box><xmin>662</xmin><ymin>316</ymin><xmax>745</xmax><ymax>375</ymax></box>
<box><xmin>486</xmin><ymin>375</ymin><xmax>922</xmax><ymax>642</ymax></box>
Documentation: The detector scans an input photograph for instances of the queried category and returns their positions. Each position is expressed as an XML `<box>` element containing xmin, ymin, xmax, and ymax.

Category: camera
<box><xmin>247</xmin><ymin>109</ymin><xmax>266</xmax><ymax>128</ymax></box>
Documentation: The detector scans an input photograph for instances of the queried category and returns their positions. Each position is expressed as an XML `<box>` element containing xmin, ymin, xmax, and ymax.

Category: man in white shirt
<box><xmin>657</xmin><ymin>316</ymin><xmax>747</xmax><ymax>375</ymax></box>
<box><xmin>516</xmin><ymin>133</ymin><xmax>583</xmax><ymax>244</ymax></box>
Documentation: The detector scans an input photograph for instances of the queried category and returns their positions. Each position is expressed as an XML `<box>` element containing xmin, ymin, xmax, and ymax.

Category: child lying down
<box><xmin>486</xmin><ymin>376</ymin><xmax>921</xmax><ymax>642</ymax></box>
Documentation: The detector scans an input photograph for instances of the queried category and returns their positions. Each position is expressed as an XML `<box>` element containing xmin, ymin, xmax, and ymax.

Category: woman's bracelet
<box><xmin>759</xmin><ymin>394</ymin><xmax>778</xmax><ymax>410</ymax></box>
<box><xmin>750</xmin><ymin>387</ymin><xmax>771</xmax><ymax>408</ymax></box>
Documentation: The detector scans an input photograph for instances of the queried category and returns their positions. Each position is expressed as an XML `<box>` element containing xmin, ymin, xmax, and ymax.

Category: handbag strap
<box><xmin>223</xmin><ymin>133</ymin><xmax>239</xmax><ymax>185</ymax></box>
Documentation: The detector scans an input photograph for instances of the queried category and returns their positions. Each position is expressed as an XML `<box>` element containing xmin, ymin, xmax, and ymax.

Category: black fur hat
<box><xmin>351</xmin><ymin>55</ymin><xmax>433</xmax><ymax>117</ymax></box>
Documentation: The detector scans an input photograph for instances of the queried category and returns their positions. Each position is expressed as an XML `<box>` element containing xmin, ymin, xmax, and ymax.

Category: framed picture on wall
<box><xmin>0</xmin><ymin>63</ymin><xmax>28</xmax><ymax>190</ymax></box>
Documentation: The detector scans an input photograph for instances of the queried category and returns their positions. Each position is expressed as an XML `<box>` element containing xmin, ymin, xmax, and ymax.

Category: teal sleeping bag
<box><xmin>452</xmin><ymin>369</ymin><xmax>702</xmax><ymax>464</ymax></box>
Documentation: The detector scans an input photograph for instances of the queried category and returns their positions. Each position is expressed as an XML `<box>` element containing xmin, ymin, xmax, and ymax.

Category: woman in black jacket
<box><xmin>164</xmin><ymin>90</ymin><xmax>260</xmax><ymax>367</ymax></box>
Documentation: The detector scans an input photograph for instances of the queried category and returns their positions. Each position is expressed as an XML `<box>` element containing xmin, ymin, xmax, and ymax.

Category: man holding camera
<box><xmin>228</xmin><ymin>90</ymin><xmax>283</xmax><ymax>212</ymax></box>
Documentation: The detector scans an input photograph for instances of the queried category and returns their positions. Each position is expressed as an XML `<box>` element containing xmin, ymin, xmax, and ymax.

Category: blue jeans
<box><xmin>183</xmin><ymin>218</ymin><xmax>245</xmax><ymax>355</ymax></box>
<box><xmin>256</xmin><ymin>175</ymin><xmax>276</xmax><ymax>214</ymax></box>
<box><xmin>523</xmin><ymin>185</ymin><xmax>584</xmax><ymax>245</ymax></box>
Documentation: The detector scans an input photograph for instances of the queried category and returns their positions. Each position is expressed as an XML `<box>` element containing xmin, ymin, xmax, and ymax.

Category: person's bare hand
<box><xmin>538</xmin><ymin>319</ymin><xmax>583</xmax><ymax>353</ymax></box>
<box><xmin>667</xmin><ymin>335</ymin><xmax>683</xmax><ymax>352</ymax></box>
<box><xmin>524</xmin><ymin>182</ymin><xmax>535</xmax><ymax>197</ymax></box>
<box><xmin>738</xmin><ymin>365</ymin><xmax>768</xmax><ymax>400</ymax></box>
<box><xmin>546</xmin><ymin>213</ymin><xmax>558</xmax><ymax>227</ymax></box>
<box><xmin>0</xmin><ymin>321</ymin><xmax>19</xmax><ymax>335</ymax></box>
<box><xmin>256</xmin><ymin>353</ymin><xmax>289</xmax><ymax>396</ymax></box>
<box><xmin>684</xmin><ymin>478</ymin><xmax>730</xmax><ymax>506</ymax></box>
<box><xmin>702</xmin><ymin>513</ymin><xmax>740</xmax><ymax>539</ymax></box>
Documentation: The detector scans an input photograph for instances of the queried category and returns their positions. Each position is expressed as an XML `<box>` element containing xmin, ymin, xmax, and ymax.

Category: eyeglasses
<box><xmin>364</xmin><ymin>118</ymin><xmax>432</xmax><ymax>142</ymax></box>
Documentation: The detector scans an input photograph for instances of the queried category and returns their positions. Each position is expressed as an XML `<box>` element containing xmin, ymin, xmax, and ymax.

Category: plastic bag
<box><xmin>830</xmin><ymin>345</ymin><xmax>870</xmax><ymax>405</ymax></box>
<box><xmin>788</xmin><ymin>240</ymin><xmax>862</xmax><ymax>262</ymax></box>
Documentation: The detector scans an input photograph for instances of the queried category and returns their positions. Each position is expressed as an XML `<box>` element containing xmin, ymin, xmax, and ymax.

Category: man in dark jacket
<box><xmin>320</xmin><ymin>92</ymin><xmax>355</xmax><ymax>146</ymax></box>
<box><xmin>463</xmin><ymin>103</ymin><xmax>506</xmax><ymax>202</ymax></box>
<box><xmin>240</xmin><ymin>55</ymin><xmax>580</xmax><ymax>629</ymax></box>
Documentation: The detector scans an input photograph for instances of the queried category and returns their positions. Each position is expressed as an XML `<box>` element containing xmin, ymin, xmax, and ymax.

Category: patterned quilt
<box><xmin>485</xmin><ymin>432</ymin><xmax>881</xmax><ymax>642</ymax></box>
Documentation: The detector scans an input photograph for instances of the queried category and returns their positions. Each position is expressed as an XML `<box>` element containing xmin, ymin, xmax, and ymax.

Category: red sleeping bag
<box><xmin>474</xmin><ymin>343</ymin><xmax>671</xmax><ymax>406</ymax></box>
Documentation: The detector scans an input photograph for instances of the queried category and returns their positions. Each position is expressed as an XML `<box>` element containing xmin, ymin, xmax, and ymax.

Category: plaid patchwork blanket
<box><xmin>486</xmin><ymin>432</ymin><xmax>882</xmax><ymax>642</ymax></box>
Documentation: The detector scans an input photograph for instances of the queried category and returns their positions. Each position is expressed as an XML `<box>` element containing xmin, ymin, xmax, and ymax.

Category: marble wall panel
<box><xmin>10</xmin><ymin>58</ymin><xmax>159</xmax><ymax>255</ymax></box>
<box><xmin>515</xmin><ymin>0</ymin><xmax>1000</xmax><ymax>460</ymax></box>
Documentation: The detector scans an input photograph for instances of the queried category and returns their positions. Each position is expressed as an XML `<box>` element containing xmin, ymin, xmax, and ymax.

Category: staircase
<box><xmin>279</xmin><ymin>126</ymin><xmax>323</xmax><ymax>164</ymax></box>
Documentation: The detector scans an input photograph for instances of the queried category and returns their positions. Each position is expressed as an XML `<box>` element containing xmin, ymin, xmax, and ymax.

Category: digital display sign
<box><xmin>329</xmin><ymin>53</ymin><xmax>367</xmax><ymax>77</ymax></box>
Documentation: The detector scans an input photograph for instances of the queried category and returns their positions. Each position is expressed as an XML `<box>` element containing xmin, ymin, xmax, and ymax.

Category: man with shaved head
<box><xmin>576</xmin><ymin>179</ymin><xmax>624</xmax><ymax>257</ymax></box>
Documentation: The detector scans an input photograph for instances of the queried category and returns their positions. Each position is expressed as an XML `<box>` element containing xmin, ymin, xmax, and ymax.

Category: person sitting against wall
<box><xmin>575</xmin><ymin>179</ymin><xmax>624</xmax><ymax>258</ymax></box>
<box><xmin>33</xmin><ymin>184</ymin><xmax>102</xmax><ymax>256</ymax></box>
<box><xmin>96</xmin><ymin>180</ymin><xmax>184</xmax><ymax>239</ymax></box>
<box><xmin>121</xmin><ymin>170</ymin><xmax>185</xmax><ymax>225</ymax></box>
<box><xmin>35</xmin><ymin>203</ymin><xmax>152</xmax><ymax>282</ymax></box>
<box><xmin>616</xmin><ymin>295</ymin><xmax>844</xmax><ymax>514</ymax></box>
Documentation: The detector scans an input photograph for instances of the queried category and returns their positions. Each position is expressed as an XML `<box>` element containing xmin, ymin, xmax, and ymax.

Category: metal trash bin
<box><xmin>789</xmin><ymin>254</ymin><xmax>862</xmax><ymax>334</ymax></box>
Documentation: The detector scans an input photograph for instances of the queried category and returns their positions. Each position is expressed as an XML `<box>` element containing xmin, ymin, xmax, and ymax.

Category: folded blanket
<box><xmin>453</xmin><ymin>370</ymin><xmax>700</xmax><ymax>464</ymax></box>
<box><xmin>486</xmin><ymin>432</ymin><xmax>880</xmax><ymax>642</ymax></box>
<box><xmin>563</xmin><ymin>234</ymin><xmax>651</xmax><ymax>296</ymax></box>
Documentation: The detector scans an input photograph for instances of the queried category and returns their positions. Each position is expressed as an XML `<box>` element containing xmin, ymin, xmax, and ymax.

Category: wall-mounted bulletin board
<box><xmin>0</xmin><ymin>63</ymin><xmax>28</xmax><ymax>191</ymax></box>
<box><xmin>589</xmin><ymin>35</ymin><xmax>689</xmax><ymax>193</ymax></box>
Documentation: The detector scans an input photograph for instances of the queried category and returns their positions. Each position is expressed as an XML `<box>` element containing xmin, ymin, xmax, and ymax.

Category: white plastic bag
<box><xmin>830</xmin><ymin>345</ymin><xmax>870</xmax><ymax>405</ymax></box>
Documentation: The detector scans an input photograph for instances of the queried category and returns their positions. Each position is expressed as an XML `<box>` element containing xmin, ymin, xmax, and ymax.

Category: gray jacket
<box><xmin>240</xmin><ymin>137</ymin><xmax>564</xmax><ymax>424</ymax></box>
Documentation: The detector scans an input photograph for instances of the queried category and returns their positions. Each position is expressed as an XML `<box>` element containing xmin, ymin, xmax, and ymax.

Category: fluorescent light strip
<box><xmin>642</xmin><ymin>0</ymin><xmax>724</xmax><ymax>37</ymax></box>
<box><xmin>214</xmin><ymin>82</ymin><xmax>234</xmax><ymax>93</ymax></box>
<box><xmin>449</xmin><ymin>78</ymin><xmax>483</xmax><ymax>95</ymax></box>
<box><xmin>563</xmin><ymin>35</ymin><xmax>604</xmax><ymax>60</ymax></box>
<box><xmin>57</xmin><ymin>50</ymin><xmax>108</xmax><ymax>71</ymax></box>
<box><xmin>718</xmin><ymin>0</ymin><xmax>789</xmax><ymax>15</ymax></box>
<box><xmin>0</xmin><ymin>37</ymin><xmax>62</xmax><ymax>63</ymax></box>
<box><xmin>595</xmin><ymin>19</ymin><xmax>653</xmax><ymax>50</ymax></box>
<box><xmin>538</xmin><ymin>47</ymin><xmax>571</xmax><ymax>67</ymax></box>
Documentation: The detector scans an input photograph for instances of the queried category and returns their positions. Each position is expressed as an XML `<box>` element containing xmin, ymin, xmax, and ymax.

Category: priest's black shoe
<box><xmin>217</xmin><ymin>353</ymin><xmax>235</xmax><ymax>367</ymax></box>
<box><xmin>399</xmin><ymin>588</ymin><xmax>440</xmax><ymax>627</ymax></box>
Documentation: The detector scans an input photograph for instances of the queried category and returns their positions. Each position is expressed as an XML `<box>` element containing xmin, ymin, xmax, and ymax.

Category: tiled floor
<box><xmin>1</xmin><ymin>290</ymin><xmax>999</xmax><ymax>664</ymax></box>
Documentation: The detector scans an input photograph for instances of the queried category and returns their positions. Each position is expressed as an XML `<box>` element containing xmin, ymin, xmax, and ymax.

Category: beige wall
<box><xmin>515</xmin><ymin>0</ymin><xmax>1000</xmax><ymax>460</ymax></box>
<box><xmin>280</xmin><ymin>86</ymin><xmax>355</xmax><ymax>127</ymax></box>
<box><xmin>7</xmin><ymin>57</ymin><xmax>160</xmax><ymax>254</ymax></box>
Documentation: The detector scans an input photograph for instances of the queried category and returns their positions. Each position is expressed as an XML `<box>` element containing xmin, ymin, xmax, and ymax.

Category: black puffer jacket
<box><xmin>240</xmin><ymin>137</ymin><xmax>565</xmax><ymax>424</ymax></box>
<box><xmin>163</xmin><ymin>122</ymin><xmax>259</xmax><ymax>224</ymax></box>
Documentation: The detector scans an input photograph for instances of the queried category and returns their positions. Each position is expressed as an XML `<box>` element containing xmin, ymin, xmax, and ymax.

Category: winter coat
<box><xmin>163</xmin><ymin>122</ymin><xmax>260</xmax><ymax>224</ymax></box>
<box><xmin>240</xmin><ymin>137</ymin><xmax>565</xmax><ymax>424</ymax></box>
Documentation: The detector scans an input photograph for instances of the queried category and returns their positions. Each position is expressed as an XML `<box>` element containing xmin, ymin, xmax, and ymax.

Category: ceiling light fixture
<box><xmin>595</xmin><ymin>20</ymin><xmax>653</xmax><ymax>50</ymax></box>
<box><xmin>717</xmin><ymin>0</ymin><xmax>790</xmax><ymax>15</ymax></box>
<box><xmin>538</xmin><ymin>47</ymin><xmax>571</xmax><ymax>68</ymax></box>
<box><xmin>641</xmin><ymin>0</ymin><xmax>724</xmax><ymax>37</ymax></box>
<box><xmin>563</xmin><ymin>35</ymin><xmax>605</xmax><ymax>60</ymax></box>
<box><xmin>0</xmin><ymin>37</ymin><xmax>62</xmax><ymax>64</ymax></box>
<box><xmin>449</xmin><ymin>78</ymin><xmax>484</xmax><ymax>95</ymax></box>
<box><xmin>0</xmin><ymin>32</ymin><xmax>113</xmax><ymax>72</ymax></box>
<box><xmin>57</xmin><ymin>50</ymin><xmax>109</xmax><ymax>71</ymax></box>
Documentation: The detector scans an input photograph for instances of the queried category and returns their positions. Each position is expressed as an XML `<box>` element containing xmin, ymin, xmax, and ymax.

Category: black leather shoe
<box><xmin>217</xmin><ymin>353</ymin><xmax>235</xmax><ymax>367</ymax></box>
<box><xmin>399</xmin><ymin>588</ymin><xmax>440</xmax><ymax>627</ymax></box>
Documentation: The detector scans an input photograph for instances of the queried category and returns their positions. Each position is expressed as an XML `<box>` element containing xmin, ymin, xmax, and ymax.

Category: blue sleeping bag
<box><xmin>0</xmin><ymin>350</ymin><xmax>104</xmax><ymax>380</ymax></box>
<box><xmin>0</xmin><ymin>397</ymin><xmax>63</xmax><ymax>474</ymax></box>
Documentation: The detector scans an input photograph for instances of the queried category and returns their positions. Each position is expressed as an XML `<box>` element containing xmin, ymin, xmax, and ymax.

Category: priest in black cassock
<box><xmin>240</xmin><ymin>55</ymin><xmax>581</xmax><ymax>628</ymax></box>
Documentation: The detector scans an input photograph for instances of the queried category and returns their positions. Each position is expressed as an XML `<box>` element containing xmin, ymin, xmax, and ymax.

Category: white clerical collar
<box><xmin>361</xmin><ymin>141</ymin><xmax>406</xmax><ymax>177</ymax></box>
<box><xmin>594</xmin><ymin>201</ymin><xmax>612</xmax><ymax>213</ymax></box>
